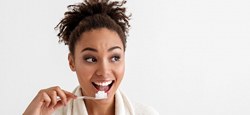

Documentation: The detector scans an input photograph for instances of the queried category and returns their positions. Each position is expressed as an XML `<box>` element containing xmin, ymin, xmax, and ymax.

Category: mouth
<box><xmin>92</xmin><ymin>80</ymin><xmax>114</xmax><ymax>93</ymax></box>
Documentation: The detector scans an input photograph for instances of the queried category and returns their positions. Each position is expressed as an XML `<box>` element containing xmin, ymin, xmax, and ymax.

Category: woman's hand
<box><xmin>23</xmin><ymin>86</ymin><xmax>77</xmax><ymax>115</ymax></box>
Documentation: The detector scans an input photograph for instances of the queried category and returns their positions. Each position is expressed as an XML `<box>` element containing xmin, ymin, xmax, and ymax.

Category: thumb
<box><xmin>53</xmin><ymin>100</ymin><xmax>64</xmax><ymax>110</ymax></box>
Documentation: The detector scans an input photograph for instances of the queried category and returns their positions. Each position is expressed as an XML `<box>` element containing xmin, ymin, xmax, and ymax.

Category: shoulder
<box><xmin>132</xmin><ymin>102</ymin><xmax>159</xmax><ymax>115</ymax></box>
<box><xmin>52</xmin><ymin>102</ymin><xmax>71</xmax><ymax>115</ymax></box>
<box><xmin>118</xmin><ymin>90</ymin><xmax>159</xmax><ymax>115</ymax></box>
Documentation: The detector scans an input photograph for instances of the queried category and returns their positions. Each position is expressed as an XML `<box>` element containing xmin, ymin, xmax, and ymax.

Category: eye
<box><xmin>85</xmin><ymin>57</ymin><xmax>97</xmax><ymax>63</ymax></box>
<box><xmin>111</xmin><ymin>55</ymin><xmax>121</xmax><ymax>62</ymax></box>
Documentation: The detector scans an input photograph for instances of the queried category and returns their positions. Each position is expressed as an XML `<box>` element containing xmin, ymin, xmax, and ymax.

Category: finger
<box><xmin>48</xmin><ymin>90</ymin><xmax>58</xmax><ymax>108</ymax></box>
<box><xmin>54</xmin><ymin>87</ymin><xmax>67</xmax><ymax>105</ymax></box>
<box><xmin>53</xmin><ymin>92</ymin><xmax>75</xmax><ymax>109</ymax></box>
<box><xmin>40</xmin><ymin>91</ymin><xmax>51</xmax><ymax>107</ymax></box>
<box><xmin>63</xmin><ymin>90</ymin><xmax>77</xmax><ymax>99</ymax></box>
<box><xmin>53</xmin><ymin>100</ymin><xmax>64</xmax><ymax>110</ymax></box>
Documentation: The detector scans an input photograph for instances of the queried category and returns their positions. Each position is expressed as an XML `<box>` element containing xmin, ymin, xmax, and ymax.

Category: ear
<box><xmin>68</xmin><ymin>53</ymin><xmax>76</xmax><ymax>71</ymax></box>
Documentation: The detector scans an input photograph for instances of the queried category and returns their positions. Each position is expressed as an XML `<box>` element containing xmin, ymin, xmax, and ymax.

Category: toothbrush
<box><xmin>58</xmin><ymin>91</ymin><xmax>107</xmax><ymax>100</ymax></box>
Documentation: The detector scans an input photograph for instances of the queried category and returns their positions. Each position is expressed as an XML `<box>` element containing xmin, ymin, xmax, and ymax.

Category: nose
<box><xmin>96</xmin><ymin>60</ymin><xmax>111</xmax><ymax>77</ymax></box>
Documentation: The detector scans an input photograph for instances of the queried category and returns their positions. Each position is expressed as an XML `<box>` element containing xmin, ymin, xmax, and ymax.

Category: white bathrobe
<box><xmin>53</xmin><ymin>86</ymin><xmax>159</xmax><ymax>115</ymax></box>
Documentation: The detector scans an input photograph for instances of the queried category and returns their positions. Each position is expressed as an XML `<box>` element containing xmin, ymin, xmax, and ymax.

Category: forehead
<box><xmin>75</xmin><ymin>28</ymin><xmax>123</xmax><ymax>51</ymax></box>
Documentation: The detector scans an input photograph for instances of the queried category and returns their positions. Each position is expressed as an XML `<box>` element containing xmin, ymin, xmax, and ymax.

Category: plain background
<box><xmin>0</xmin><ymin>0</ymin><xmax>250</xmax><ymax>114</ymax></box>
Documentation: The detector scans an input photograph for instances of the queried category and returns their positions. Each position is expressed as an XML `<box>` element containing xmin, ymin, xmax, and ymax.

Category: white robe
<box><xmin>53</xmin><ymin>86</ymin><xmax>159</xmax><ymax>115</ymax></box>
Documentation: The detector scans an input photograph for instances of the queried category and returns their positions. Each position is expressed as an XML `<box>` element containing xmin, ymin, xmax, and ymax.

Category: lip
<box><xmin>92</xmin><ymin>80</ymin><xmax>115</xmax><ymax>93</ymax></box>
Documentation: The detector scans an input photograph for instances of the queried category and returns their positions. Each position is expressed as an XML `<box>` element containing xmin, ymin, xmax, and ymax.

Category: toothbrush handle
<box><xmin>76</xmin><ymin>96</ymin><xmax>95</xmax><ymax>100</ymax></box>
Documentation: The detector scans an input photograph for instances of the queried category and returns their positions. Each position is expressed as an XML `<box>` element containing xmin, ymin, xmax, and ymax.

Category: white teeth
<box><xmin>94</xmin><ymin>81</ymin><xmax>112</xmax><ymax>86</ymax></box>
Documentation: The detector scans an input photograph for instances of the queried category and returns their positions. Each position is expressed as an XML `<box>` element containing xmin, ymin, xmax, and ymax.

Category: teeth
<box><xmin>94</xmin><ymin>81</ymin><xmax>112</xmax><ymax>86</ymax></box>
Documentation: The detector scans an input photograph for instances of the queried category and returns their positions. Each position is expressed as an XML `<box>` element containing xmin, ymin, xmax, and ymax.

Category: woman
<box><xmin>23</xmin><ymin>0</ymin><xmax>158</xmax><ymax>115</ymax></box>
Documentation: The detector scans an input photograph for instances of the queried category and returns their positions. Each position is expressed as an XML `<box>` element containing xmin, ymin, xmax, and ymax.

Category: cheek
<box><xmin>75</xmin><ymin>65</ymin><xmax>96</xmax><ymax>94</ymax></box>
<box><xmin>115</xmin><ymin>62</ymin><xmax>125</xmax><ymax>80</ymax></box>
<box><xmin>75</xmin><ymin>61</ymin><xmax>94</xmax><ymax>84</ymax></box>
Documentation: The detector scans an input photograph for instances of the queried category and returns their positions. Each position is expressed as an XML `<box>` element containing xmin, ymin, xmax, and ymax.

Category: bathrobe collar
<box><xmin>68</xmin><ymin>86</ymin><xmax>135</xmax><ymax>115</ymax></box>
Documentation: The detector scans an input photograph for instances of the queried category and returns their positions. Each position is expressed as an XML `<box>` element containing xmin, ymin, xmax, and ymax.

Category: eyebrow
<box><xmin>81</xmin><ymin>47</ymin><xmax>97</xmax><ymax>52</ymax></box>
<box><xmin>81</xmin><ymin>46</ymin><xmax>122</xmax><ymax>53</ymax></box>
<box><xmin>108</xmin><ymin>46</ymin><xmax>122</xmax><ymax>52</ymax></box>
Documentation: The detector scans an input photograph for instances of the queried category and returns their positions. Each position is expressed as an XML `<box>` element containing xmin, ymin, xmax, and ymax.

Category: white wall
<box><xmin>0</xmin><ymin>0</ymin><xmax>250</xmax><ymax>114</ymax></box>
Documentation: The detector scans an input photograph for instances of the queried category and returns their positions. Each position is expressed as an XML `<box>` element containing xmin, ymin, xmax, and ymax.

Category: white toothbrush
<box><xmin>57</xmin><ymin>91</ymin><xmax>107</xmax><ymax>100</ymax></box>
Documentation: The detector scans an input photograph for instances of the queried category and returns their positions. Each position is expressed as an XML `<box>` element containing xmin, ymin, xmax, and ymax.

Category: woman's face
<box><xmin>69</xmin><ymin>28</ymin><xmax>125</xmax><ymax>103</ymax></box>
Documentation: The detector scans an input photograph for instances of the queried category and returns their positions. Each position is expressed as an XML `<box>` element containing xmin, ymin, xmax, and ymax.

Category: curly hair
<box><xmin>55</xmin><ymin>0</ymin><xmax>131</xmax><ymax>55</ymax></box>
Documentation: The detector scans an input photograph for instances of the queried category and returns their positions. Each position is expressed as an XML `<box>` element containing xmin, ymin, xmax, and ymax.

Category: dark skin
<box><xmin>23</xmin><ymin>28</ymin><xmax>125</xmax><ymax>115</ymax></box>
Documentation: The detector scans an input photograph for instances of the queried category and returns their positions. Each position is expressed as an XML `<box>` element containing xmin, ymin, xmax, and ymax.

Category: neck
<box><xmin>84</xmin><ymin>97</ymin><xmax>115</xmax><ymax>115</ymax></box>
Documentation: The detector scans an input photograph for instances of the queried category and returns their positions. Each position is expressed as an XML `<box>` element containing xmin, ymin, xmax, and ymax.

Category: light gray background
<box><xmin>1</xmin><ymin>0</ymin><xmax>250</xmax><ymax>114</ymax></box>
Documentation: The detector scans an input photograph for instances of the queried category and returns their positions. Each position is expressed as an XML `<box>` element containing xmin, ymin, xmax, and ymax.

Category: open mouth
<box><xmin>92</xmin><ymin>80</ymin><xmax>114</xmax><ymax>93</ymax></box>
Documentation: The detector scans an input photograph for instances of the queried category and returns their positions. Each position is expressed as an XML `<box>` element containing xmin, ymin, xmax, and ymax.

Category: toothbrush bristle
<box><xmin>95</xmin><ymin>91</ymin><xmax>107</xmax><ymax>99</ymax></box>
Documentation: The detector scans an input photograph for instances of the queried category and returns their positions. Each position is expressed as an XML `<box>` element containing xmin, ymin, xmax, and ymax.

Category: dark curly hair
<box><xmin>55</xmin><ymin>0</ymin><xmax>131</xmax><ymax>55</ymax></box>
